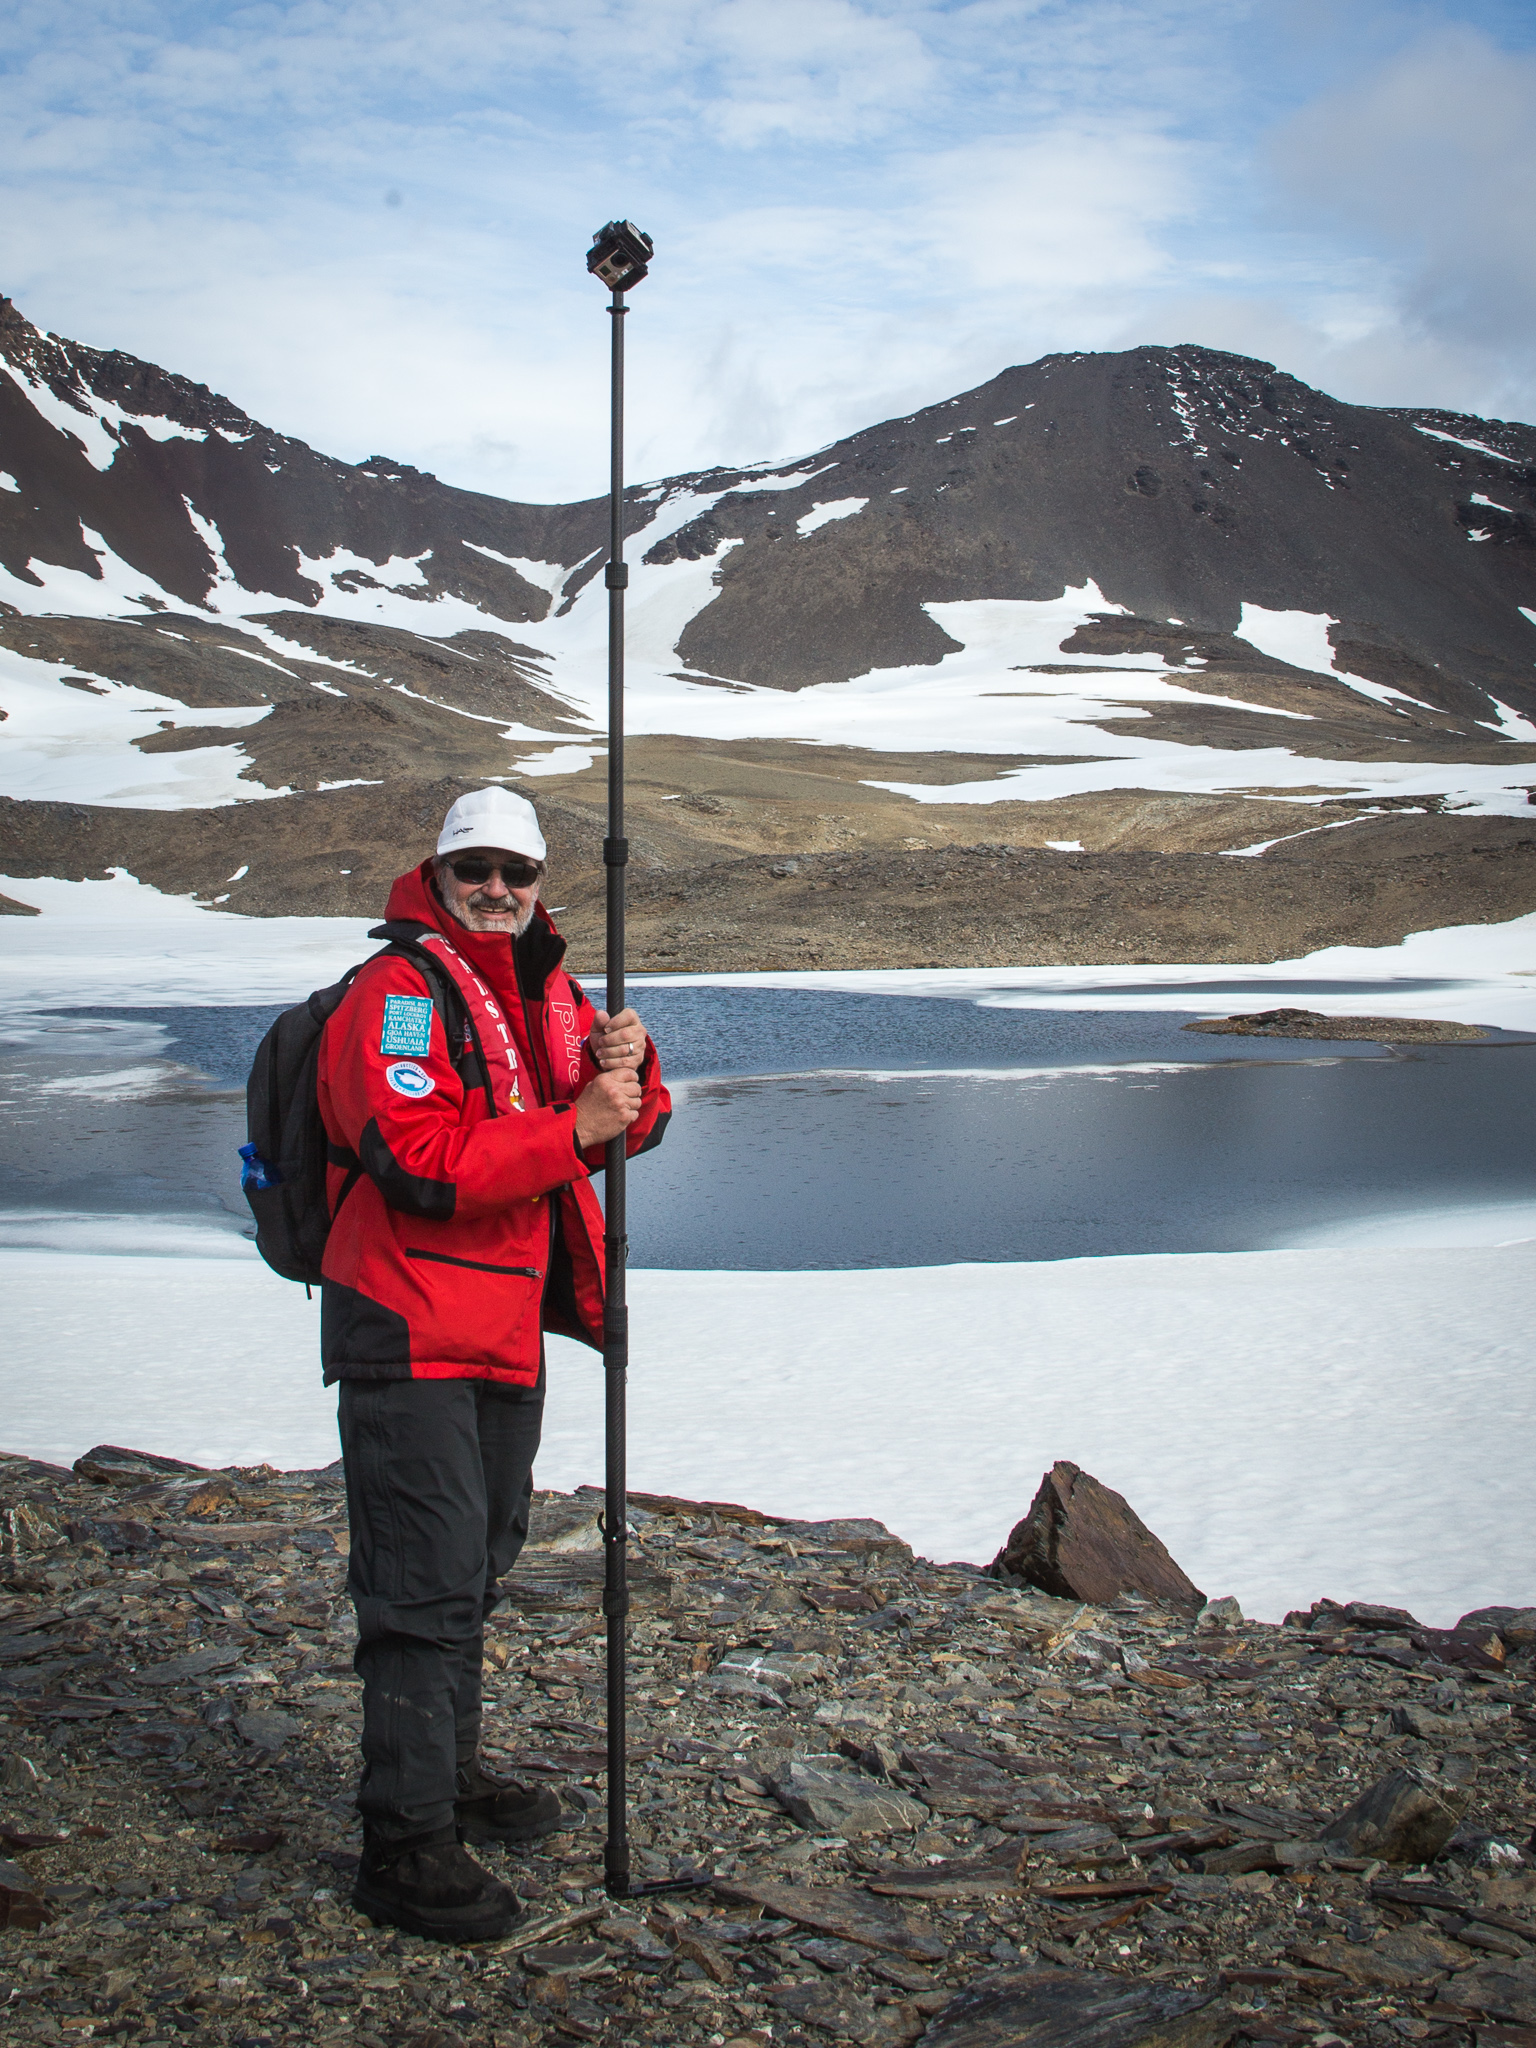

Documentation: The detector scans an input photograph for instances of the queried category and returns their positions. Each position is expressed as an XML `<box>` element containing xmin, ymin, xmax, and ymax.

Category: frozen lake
<box><xmin>2</xmin><ymin>987</ymin><xmax>1534</xmax><ymax>1266</ymax></box>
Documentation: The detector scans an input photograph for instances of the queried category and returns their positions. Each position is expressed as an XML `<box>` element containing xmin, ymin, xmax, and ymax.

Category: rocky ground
<box><xmin>0</xmin><ymin>1449</ymin><xmax>1533</xmax><ymax>2048</ymax></box>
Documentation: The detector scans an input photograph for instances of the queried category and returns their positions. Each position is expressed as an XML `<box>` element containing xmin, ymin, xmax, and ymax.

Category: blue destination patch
<box><xmin>380</xmin><ymin>994</ymin><xmax>434</xmax><ymax>1057</ymax></box>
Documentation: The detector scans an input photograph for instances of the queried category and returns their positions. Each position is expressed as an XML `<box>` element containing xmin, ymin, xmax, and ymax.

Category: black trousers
<box><xmin>337</xmin><ymin>1370</ymin><xmax>544</xmax><ymax>1839</ymax></box>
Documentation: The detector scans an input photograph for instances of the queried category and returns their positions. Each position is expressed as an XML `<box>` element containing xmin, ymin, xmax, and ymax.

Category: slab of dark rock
<box><xmin>495</xmin><ymin>1548</ymin><xmax>676</xmax><ymax>1614</ymax></box>
<box><xmin>989</xmin><ymin>1463</ymin><xmax>1204</xmax><ymax>1612</ymax></box>
<box><xmin>771</xmin><ymin>1758</ymin><xmax>930</xmax><ymax>1834</ymax></box>
<box><xmin>608</xmin><ymin>1487</ymin><xmax>776</xmax><ymax>1527</ymax></box>
<box><xmin>867</xmin><ymin>1846</ymin><xmax>1029</xmax><ymax>1900</ymax></box>
<box><xmin>64</xmin><ymin>1515</ymin><xmax>157</xmax><ymax>1553</ymax></box>
<box><xmin>525</xmin><ymin>1493</ymin><xmax>604</xmax><ymax>1552</ymax></box>
<box><xmin>1033</xmin><ymin>1881</ymin><xmax>1173</xmax><ymax>1903</ymax></box>
<box><xmin>1183</xmin><ymin>1009</ymin><xmax>1486</xmax><ymax>1042</ymax></box>
<box><xmin>781</xmin><ymin>1517</ymin><xmax>916</xmax><ymax>1563</ymax></box>
<box><xmin>1412</xmin><ymin>1624</ymin><xmax>1506</xmax><ymax>1670</ymax></box>
<box><xmin>73</xmin><ymin>1445</ymin><xmax>207</xmax><ymax>1484</ymax></box>
<box><xmin>769</xmin><ymin>1976</ymin><xmax>901</xmax><ymax>2046</ymax></box>
<box><xmin>712</xmin><ymin>1875</ymin><xmax>948</xmax><ymax>1960</ymax></box>
<box><xmin>1372</xmin><ymin>1925</ymin><xmax>1472</xmax><ymax>1976</ymax></box>
<box><xmin>919</xmin><ymin>1966</ymin><xmax>1235</xmax><ymax>2048</ymax></box>
<box><xmin>1319</xmin><ymin>1767</ymin><xmax>1463</xmax><ymax>1863</ymax></box>
<box><xmin>235</xmin><ymin>1709</ymin><xmax>302</xmax><ymax>1752</ymax></box>
<box><xmin>133</xmin><ymin>1643</ymin><xmax>247</xmax><ymax>1688</ymax></box>
<box><xmin>903</xmin><ymin>1747</ymin><xmax>1022</xmax><ymax>1817</ymax></box>
<box><xmin>1197</xmin><ymin>1840</ymin><xmax>1289</xmax><ymax>1876</ymax></box>
<box><xmin>1115</xmin><ymin>1827</ymin><xmax>1232</xmax><ymax>1858</ymax></box>
<box><xmin>1032</xmin><ymin>1825</ymin><xmax>1130</xmax><ymax>1869</ymax></box>
<box><xmin>1438</xmin><ymin>1959</ymin><xmax>1536</xmax><ymax>2024</ymax></box>
<box><xmin>0</xmin><ymin>1854</ymin><xmax>54</xmax><ymax>1929</ymax></box>
<box><xmin>1282</xmin><ymin>1597</ymin><xmax>1422</xmax><ymax>1632</ymax></box>
<box><xmin>1284</xmin><ymin>1937</ymin><xmax>1434</xmax><ymax>1988</ymax></box>
<box><xmin>1460</xmin><ymin>1606</ymin><xmax>1536</xmax><ymax>1645</ymax></box>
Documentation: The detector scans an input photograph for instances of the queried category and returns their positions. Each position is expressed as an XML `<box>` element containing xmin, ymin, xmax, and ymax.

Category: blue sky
<box><xmin>2</xmin><ymin>0</ymin><xmax>1534</xmax><ymax>502</ymax></box>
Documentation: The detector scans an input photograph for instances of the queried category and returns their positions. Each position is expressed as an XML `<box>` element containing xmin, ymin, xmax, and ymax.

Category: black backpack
<box><xmin>240</xmin><ymin>925</ymin><xmax>490</xmax><ymax>1286</ymax></box>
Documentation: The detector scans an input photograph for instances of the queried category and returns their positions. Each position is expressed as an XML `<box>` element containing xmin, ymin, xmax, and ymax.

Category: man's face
<box><xmin>436</xmin><ymin>847</ymin><xmax>543</xmax><ymax>936</ymax></box>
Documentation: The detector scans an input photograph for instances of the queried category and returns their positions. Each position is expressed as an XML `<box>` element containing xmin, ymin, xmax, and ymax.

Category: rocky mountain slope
<box><xmin>3</xmin><ymin>294</ymin><xmax>1535</xmax><ymax>964</ymax></box>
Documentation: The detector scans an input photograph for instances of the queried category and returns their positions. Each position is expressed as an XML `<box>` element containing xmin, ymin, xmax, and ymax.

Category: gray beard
<box><xmin>444</xmin><ymin>894</ymin><xmax>536</xmax><ymax>938</ymax></box>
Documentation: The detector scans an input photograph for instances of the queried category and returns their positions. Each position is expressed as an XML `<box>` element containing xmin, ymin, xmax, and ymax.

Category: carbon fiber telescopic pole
<box><xmin>584</xmin><ymin>218</ymin><xmax>652</xmax><ymax>1902</ymax></box>
<box><xmin>601</xmin><ymin>274</ymin><xmax>631</xmax><ymax>1902</ymax></box>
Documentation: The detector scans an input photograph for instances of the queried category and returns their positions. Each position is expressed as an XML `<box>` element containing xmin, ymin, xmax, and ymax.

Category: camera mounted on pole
<box><xmin>587</xmin><ymin>221</ymin><xmax>654</xmax><ymax>293</ymax></box>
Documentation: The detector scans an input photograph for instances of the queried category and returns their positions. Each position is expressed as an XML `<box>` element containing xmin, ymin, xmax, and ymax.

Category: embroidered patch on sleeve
<box><xmin>380</xmin><ymin>994</ymin><xmax>434</xmax><ymax>1058</ymax></box>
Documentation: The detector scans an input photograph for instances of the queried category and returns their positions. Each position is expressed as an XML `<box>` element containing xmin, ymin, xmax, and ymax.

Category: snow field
<box><xmin>0</xmin><ymin>871</ymin><xmax>378</xmax><ymax>1010</ymax></box>
<box><xmin>1</xmin><ymin>1237</ymin><xmax>1530</xmax><ymax>1630</ymax></box>
<box><xmin>0</xmin><ymin>645</ymin><xmax>279</xmax><ymax>809</ymax></box>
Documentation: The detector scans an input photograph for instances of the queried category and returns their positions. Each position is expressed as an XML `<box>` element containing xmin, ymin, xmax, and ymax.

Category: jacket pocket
<box><xmin>406</xmin><ymin>1249</ymin><xmax>540</xmax><ymax>1278</ymax></box>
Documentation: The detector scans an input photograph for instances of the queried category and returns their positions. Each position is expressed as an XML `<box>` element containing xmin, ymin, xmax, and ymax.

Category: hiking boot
<box><xmin>353</xmin><ymin>1826</ymin><xmax>524</xmax><ymax>1943</ymax></box>
<box><xmin>455</xmin><ymin>1758</ymin><xmax>564</xmax><ymax>1845</ymax></box>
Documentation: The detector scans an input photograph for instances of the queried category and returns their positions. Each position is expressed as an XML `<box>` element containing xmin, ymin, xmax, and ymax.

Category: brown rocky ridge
<box><xmin>1</xmin><ymin>1446</ymin><xmax>1532</xmax><ymax>2048</ymax></box>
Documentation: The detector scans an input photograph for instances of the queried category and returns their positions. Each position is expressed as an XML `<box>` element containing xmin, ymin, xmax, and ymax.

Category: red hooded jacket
<box><xmin>315</xmin><ymin>861</ymin><xmax>669</xmax><ymax>1386</ymax></box>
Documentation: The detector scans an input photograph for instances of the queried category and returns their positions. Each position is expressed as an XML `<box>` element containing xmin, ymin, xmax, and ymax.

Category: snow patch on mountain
<box><xmin>0</xmin><ymin>526</ymin><xmax>198</xmax><ymax>619</ymax></box>
<box><xmin>0</xmin><ymin>648</ymin><xmax>280</xmax><ymax>809</ymax></box>
<box><xmin>461</xmin><ymin>543</ymin><xmax>569</xmax><ymax>598</ymax></box>
<box><xmin>1416</xmin><ymin>424</ymin><xmax>1517</xmax><ymax>463</ymax></box>
<box><xmin>1477</xmin><ymin>697</ymin><xmax>1536</xmax><ymax>742</ymax></box>
<box><xmin>1236</xmin><ymin>602</ymin><xmax>1437</xmax><ymax>714</ymax></box>
<box><xmin>0</xmin><ymin>359</ymin><xmax>251</xmax><ymax>474</ymax></box>
<box><xmin>796</xmin><ymin>497</ymin><xmax>869</xmax><ymax>536</ymax></box>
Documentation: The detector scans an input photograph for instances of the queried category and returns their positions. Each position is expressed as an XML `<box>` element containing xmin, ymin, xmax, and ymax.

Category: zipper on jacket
<box><xmin>406</xmin><ymin>1249</ymin><xmax>541</xmax><ymax>1278</ymax></box>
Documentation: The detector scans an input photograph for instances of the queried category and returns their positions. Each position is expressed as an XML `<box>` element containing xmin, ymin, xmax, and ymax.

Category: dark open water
<box><xmin>1</xmin><ymin>987</ymin><xmax>1532</xmax><ymax>1267</ymax></box>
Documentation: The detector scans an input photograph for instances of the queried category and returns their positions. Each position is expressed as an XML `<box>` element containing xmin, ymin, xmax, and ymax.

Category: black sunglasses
<box><xmin>447</xmin><ymin>857</ymin><xmax>543</xmax><ymax>889</ymax></box>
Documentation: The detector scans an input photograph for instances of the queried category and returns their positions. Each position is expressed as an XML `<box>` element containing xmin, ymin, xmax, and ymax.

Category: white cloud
<box><xmin>1</xmin><ymin>1</ymin><xmax>1532</xmax><ymax>503</ymax></box>
<box><xmin>1259</xmin><ymin>21</ymin><xmax>1536</xmax><ymax>414</ymax></box>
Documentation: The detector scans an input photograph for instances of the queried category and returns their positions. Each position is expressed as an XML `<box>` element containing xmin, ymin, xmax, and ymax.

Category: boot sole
<box><xmin>352</xmin><ymin>1878</ymin><xmax>524</xmax><ymax>1944</ymax></box>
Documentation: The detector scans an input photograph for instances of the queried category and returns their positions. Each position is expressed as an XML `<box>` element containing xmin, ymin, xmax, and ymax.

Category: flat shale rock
<box><xmin>1284</xmin><ymin>1934</ymin><xmax>1437</xmax><ymax>1987</ymax></box>
<box><xmin>1461</xmin><ymin>1605</ymin><xmax>1536</xmax><ymax>1644</ymax></box>
<box><xmin>526</xmin><ymin>1492</ymin><xmax>604</xmax><ymax>1552</ymax></box>
<box><xmin>990</xmin><ymin>1462</ymin><xmax>1205</xmax><ymax>1612</ymax></box>
<box><xmin>919</xmin><ymin>1967</ymin><xmax>1235</xmax><ymax>2048</ymax></box>
<box><xmin>1440</xmin><ymin>1956</ymin><xmax>1536</xmax><ymax>2022</ymax></box>
<box><xmin>769</xmin><ymin>1974</ymin><xmax>911</xmax><ymax>2045</ymax></box>
<box><xmin>1320</xmin><ymin>1765</ymin><xmax>1464</xmax><ymax>1862</ymax></box>
<box><xmin>903</xmin><ymin>1746</ymin><xmax>1022</xmax><ymax>1816</ymax></box>
<box><xmin>0</xmin><ymin>1853</ymin><xmax>52</xmax><ymax>1929</ymax></box>
<box><xmin>71</xmin><ymin>1444</ymin><xmax>206</xmax><ymax>1484</ymax></box>
<box><xmin>714</xmin><ymin>1876</ymin><xmax>949</xmax><ymax>1959</ymax></box>
<box><xmin>867</xmin><ymin>1845</ymin><xmax>1028</xmax><ymax>1899</ymax></box>
<box><xmin>773</xmin><ymin>1759</ymin><xmax>931</xmax><ymax>1833</ymax></box>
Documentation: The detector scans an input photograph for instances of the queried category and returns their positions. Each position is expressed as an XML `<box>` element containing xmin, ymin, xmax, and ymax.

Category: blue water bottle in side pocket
<box><xmin>239</xmin><ymin>1142</ymin><xmax>283</xmax><ymax>1191</ymax></box>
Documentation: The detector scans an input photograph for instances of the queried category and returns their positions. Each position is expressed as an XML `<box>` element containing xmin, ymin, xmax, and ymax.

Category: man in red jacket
<box><xmin>317</xmin><ymin>785</ymin><xmax>669</xmax><ymax>1942</ymax></box>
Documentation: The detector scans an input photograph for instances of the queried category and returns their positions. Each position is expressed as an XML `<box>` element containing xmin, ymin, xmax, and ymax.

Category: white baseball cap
<box><xmin>436</xmin><ymin>786</ymin><xmax>547</xmax><ymax>863</ymax></box>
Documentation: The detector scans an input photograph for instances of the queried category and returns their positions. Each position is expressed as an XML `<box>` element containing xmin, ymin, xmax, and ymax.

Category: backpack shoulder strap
<box><xmin>357</xmin><ymin>923</ymin><xmax>496</xmax><ymax>1118</ymax></box>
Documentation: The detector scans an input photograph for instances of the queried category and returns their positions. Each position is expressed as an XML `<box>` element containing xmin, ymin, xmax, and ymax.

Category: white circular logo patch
<box><xmin>385</xmin><ymin>1060</ymin><xmax>435</xmax><ymax>1099</ymax></box>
